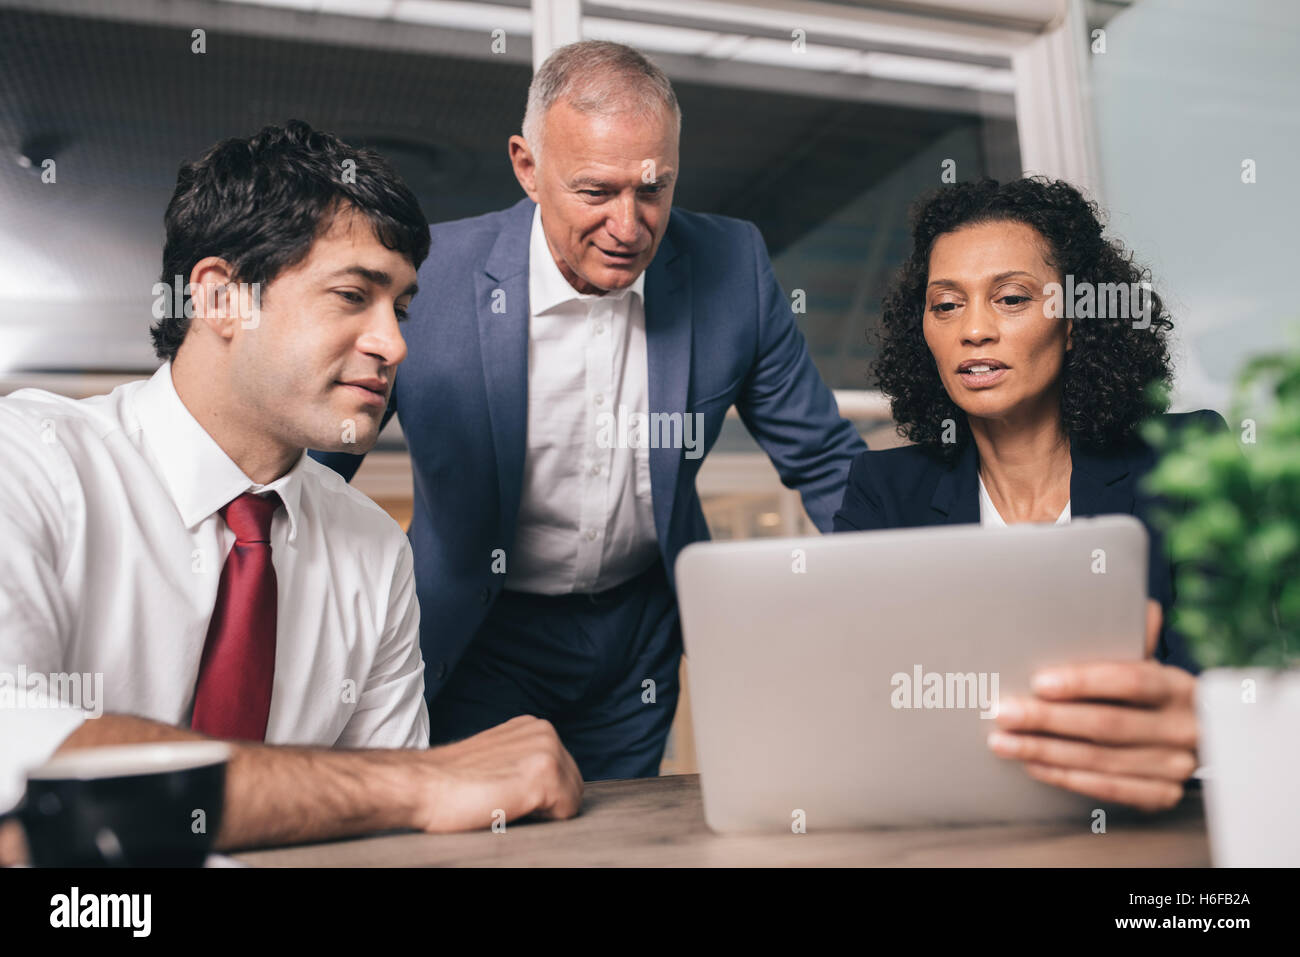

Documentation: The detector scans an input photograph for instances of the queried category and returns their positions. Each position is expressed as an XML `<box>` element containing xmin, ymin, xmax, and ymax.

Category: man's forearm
<box><xmin>57</xmin><ymin>714</ymin><xmax>423</xmax><ymax>851</ymax></box>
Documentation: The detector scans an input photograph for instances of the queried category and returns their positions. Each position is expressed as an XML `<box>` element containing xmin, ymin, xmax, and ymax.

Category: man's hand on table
<box><xmin>987</xmin><ymin>599</ymin><xmax>1200</xmax><ymax>812</ymax></box>
<box><xmin>4</xmin><ymin>711</ymin><xmax>584</xmax><ymax>857</ymax></box>
<box><xmin>413</xmin><ymin>715</ymin><xmax>584</xmax><ymax>832</ymax></box>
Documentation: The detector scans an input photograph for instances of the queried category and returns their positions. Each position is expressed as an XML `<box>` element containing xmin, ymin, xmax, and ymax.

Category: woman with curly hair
<box><xmin>834</xmin><ymin>177</ymin><xmax>1226</xmax><ymax>812</ymax></box>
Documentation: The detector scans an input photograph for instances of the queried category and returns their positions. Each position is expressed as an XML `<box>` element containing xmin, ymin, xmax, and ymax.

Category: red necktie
<box><xmin>191</xmin><ymin>492</ymin><xmax>281</xmax><ymax>741</ymax></box>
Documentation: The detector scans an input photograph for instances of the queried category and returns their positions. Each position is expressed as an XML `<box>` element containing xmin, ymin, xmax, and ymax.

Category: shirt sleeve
<box><xmin>0</xmin><ymin>403</ymin><xmax>89</xmax><ymax>812</ymax></box>
<box><xmin>333</xmin><ymin>537</ymin><xmax>429</xmax><ymax>750</ymax></box>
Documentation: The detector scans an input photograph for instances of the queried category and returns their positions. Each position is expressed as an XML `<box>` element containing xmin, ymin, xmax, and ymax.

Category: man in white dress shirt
<box><xmin>0</xmin><ymin>121</ymin><xmax>581</xmax><ymax>855</ymax></box>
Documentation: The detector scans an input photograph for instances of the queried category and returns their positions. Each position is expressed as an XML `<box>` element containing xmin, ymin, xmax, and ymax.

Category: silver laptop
<box><xmin>674</xmin><ymin>515</ymin><xmax>1148</xmax><ymax>832</ymax></box>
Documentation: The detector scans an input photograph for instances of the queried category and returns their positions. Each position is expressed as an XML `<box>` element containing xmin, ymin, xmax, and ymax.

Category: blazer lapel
<box><xmin>928</xmin><ymin>435</ymin><xmax>1137</xmax><ymax>525</ymax></box>
<box><xmin>476</xmin><ymin>199</ymin><xmax>534</xmax><ymax>540</ymax></box>
<box><xmin>928</xmin><ymin>441</ymin><xmax>982</xmax><ymax>524</ymax></box>
<box><xmin>644</xmin><ymin>226</ymin><xmax>693</xmax><ymax>544</ymax></box>
<box><xmin>929</xmin><ymin>441</ymin><xmax>981</xmax><ymax>525</ymax></box>
<box><xmin>1069</xmin><ymin>440</ymin><xmax>1137</xmax><ymax>517</ymax></box>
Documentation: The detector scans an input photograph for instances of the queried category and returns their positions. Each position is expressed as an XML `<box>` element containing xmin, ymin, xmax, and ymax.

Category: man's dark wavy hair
<box><xmin>151</xmin><ymin>119</ymin><xmax>430</xmax><ymax>361</ymax></box>
<box><xmin>873</xmin><ymin>176</ymin><xmax>1173</xmax><ymax>462</ymax></box>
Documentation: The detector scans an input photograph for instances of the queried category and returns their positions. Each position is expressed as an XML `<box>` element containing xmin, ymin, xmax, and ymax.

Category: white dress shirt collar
<box><xmin>129</xmin><ymin>362</ymin><xmax>306</xmax><ymax>542</ymax></box>
<box><xmin>529</xmin><ymin>204</ymin><xmax>646</xmax><ymax>315</ymax></box>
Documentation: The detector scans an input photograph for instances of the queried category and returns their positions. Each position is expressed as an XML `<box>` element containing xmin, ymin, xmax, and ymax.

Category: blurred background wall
<box><xmin>1088</xmin><ymin>0</ymin><xmax>1300</xmax><ymax>414</ymax></box>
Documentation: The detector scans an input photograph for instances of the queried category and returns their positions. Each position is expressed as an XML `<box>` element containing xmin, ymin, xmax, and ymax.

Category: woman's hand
<box><xmin>987</xmin><ymin>600</ymin><xmax>1200</xmax><ymax>811</ymax></box>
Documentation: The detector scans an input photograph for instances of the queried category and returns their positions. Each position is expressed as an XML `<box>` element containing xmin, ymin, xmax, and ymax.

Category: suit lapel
<box><xmin>644</xmin><ymin>227</ymin><xmax>693</xmax><ymax>543</ymax></box>
<box><xmin>476</xmin><ymin>199</ymin><xmax>534</xmax><ymax>540</ymax></box>
<box><xmin>1069</xmin><ymin>439</ymin><xmax>1136</xmax><ymax>517</ymax></box>
<box><xmin>927</xmin><ymin>435</ymin><xmax>1137</xmax><ymax>524</ymax></box>
<box><xmin>928</xmin><ymin>441</ymin><xmax>981</xmax><ymax>524</ymax></box>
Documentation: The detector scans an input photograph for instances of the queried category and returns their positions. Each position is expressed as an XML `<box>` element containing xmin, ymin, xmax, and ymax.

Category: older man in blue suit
<box><xmin>313</xmin><ymin>40</ymin><xmax>866</xmax><ymax>779</ymax></box>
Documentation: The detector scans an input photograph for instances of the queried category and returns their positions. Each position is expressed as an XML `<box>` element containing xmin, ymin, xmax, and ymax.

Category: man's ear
<box><xmin>507</xmin><ymin>134</ymin><xmax>540</xmax><ymax>203</ymax></box>
<box><xmin>188</xmin><ymin>257</ymin><xmax>239</xmax><ymax>340</ymax></box>
<box><xmin>1065</xmin><ymin>317</ymin><xmax>1074</xmax><ymax>351</ymax></box>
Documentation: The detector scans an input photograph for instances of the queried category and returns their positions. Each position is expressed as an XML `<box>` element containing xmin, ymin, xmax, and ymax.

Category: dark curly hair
<box><xmin>873</xmin><ymin>177</ymin><xmax>1173</xmax><ymax>462</ymax></box>
<box><xmin>152</xmin><ymin>119</ymin><xmax>430</xmax><ymax>362</ymax></box>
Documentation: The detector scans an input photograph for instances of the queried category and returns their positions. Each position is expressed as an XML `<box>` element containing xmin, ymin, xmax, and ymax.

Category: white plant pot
<box><xmin>1196</xmin><ymin>668</ymin><xmax>1300</xmax><ymax>867</ymax></box>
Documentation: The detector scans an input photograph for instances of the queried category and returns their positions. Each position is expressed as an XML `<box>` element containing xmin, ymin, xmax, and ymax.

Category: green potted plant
<box><xmin>1142</xmin><ymin>339</ymin><xmax>1300</xmax><ymax>867</ymax></box>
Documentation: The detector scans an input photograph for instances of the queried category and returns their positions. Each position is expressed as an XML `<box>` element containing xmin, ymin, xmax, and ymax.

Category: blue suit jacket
<box><xmin>832</xmin><ymin>410</ymin><xmax>1230</xmax><ymax>673</ymax></box>
<box><xmin>313</xmin><ymin>198</ymin><xmax>866</xmax><ymax>699</ymax></box>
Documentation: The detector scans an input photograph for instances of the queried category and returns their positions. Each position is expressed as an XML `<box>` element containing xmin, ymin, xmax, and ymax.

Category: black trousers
<box><xmin>427</xmin><ymin>560</ymin><xmax>683</xmax><ymax>781</ymax></box>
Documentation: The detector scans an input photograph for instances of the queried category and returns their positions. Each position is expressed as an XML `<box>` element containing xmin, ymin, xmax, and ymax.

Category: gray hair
<box><xmin>522</xmin><ymin>40</ymin><xmax>682</xmax><ymax>163</ymax></box>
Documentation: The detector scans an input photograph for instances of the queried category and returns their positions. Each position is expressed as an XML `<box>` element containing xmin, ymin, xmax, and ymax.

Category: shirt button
<box><xmin>594</xmin><ymin>322</ymin><xmax>605</xmax><ymax>334</ymax></box>
<box><xmin>594</xmin><ymin>394</ymin><xmax>604</xmax><ymax>405</ymax></box>
<box><xmin>585</xmin><ymin>529</ymin><xmax>598</xmax><ymax>541</ymax></box>
<box><xmin>479</xmin><ymin>587</ymin><xmax>491</xmax><ymax>604</ymax></box>
<box><xmin>434</xmin><ymin>661</ymin><xmax>447</xmax><ymax>680</ymax></box>
<box><xmin>590</xmin><ymin>464</ymin><xmax>601</xmax><ymax>476</ymax></box>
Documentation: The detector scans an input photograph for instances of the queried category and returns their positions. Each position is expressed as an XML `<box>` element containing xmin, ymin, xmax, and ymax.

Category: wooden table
<box><xmin>232</xmin><ymin>774</ymin><xmax>1211</xmax><ymax>867</ymax></box>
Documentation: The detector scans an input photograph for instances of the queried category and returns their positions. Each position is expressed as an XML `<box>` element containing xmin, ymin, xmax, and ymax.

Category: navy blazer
<box><xmin>833</xmin><ymin>410</ymin><xmax>1230</xmax><ymax>673</ymax></box>
<box><xmin>313</xmin><ymin>198</ymin><xmax>866</xmax><ymax>701</ymax></box>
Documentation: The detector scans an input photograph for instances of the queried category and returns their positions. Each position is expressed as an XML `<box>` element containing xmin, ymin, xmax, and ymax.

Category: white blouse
<box><xmin>978</xmin><ymin>474</ymin><xmax>1071</xmax><ymax>527</ymax></box>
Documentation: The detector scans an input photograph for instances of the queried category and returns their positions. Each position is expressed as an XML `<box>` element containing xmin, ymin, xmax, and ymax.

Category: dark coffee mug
<box><xmin>10</xmin><ymin>742</ymin><xmax>230</xmax><ymax>867</ymax></box>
